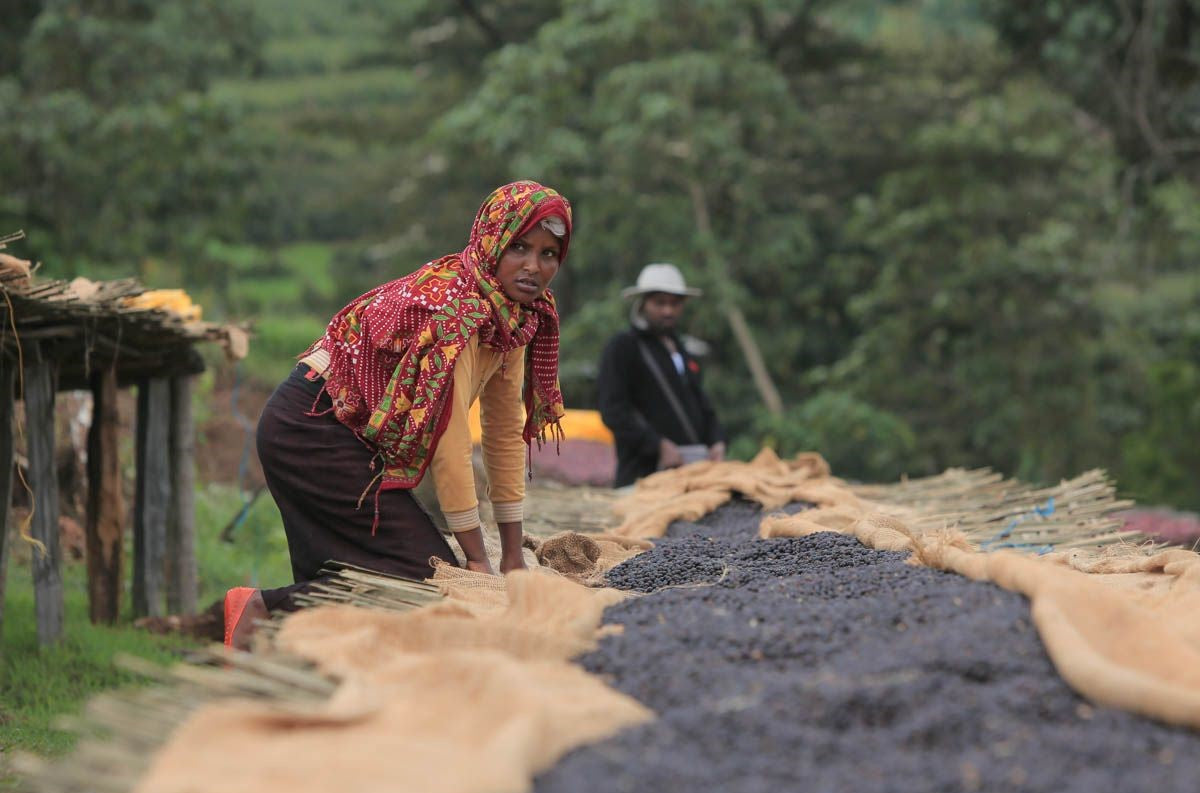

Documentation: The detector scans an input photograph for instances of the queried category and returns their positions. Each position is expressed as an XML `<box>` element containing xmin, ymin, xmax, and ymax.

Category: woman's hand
<box><xmin>707</xmin><ymin>442</ymin><xmax>726</xmax><ymax>462</ymax></box>
<box><xmin>466</xmin><ymin>558</ymin><xmax>496</xmax><ymax>575</ymax></box>
<box><xmin>454</xmin><ymin>527</ymin><xmax>496</xmax><ymax>575</ymax></box>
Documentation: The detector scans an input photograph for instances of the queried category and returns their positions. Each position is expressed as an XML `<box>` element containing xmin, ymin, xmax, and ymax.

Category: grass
<box><xmin>263</xmin><ymin>34</ymin><xmax>370</xmax><ymax>75</ymax></box>
<box><xmin>233</xmin><ymin>273</ymin><xmax>308</xmax><ymax>310</ymax></box>
<box><xmin>226</xmin><ymin>243</ymin><xmax>338</xmax><ymax>314</ymax></box>
<box><xmin>194</xmin><ymin>0</ymin><xmax>426</xmax><ymax>395</ymax></box>
<box><xmin>245</xmin><ymin>314</ymin><xmax>331</xmax><ymax>386</ymax></box>
<box><xmin>197</xmin><ymin>236</ymin><xmax>342</xmax><ymax>384</ymax></box>
<box><xmin>0</xmin><ymin>563</ymin><xmax>195</xmax><ymax>784</ymax></box>
<box><xmin>0</xmin><ymin>483</ymin><xmax>293</xmax><ymax>785</ymax></box>
<box><xmin>278</xmin><ymin>242</ymin><xmax>337</xmax><ymax>302</ymax></box>
<box><xmin>193</xmin><ymin>483</ymin><xmax>294</xmax><ymax>604</ymax></box>
<box><xmin>252</xmin><ymin>0</ymin><xmax>397</xmax><ymax>41</ymax></box>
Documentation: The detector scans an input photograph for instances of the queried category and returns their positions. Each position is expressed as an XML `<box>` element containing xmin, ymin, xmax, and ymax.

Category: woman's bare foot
<box><xmin>229</xmin><ymin>590</ymin><xmax>267</xmax><ymax>651</ymax></box>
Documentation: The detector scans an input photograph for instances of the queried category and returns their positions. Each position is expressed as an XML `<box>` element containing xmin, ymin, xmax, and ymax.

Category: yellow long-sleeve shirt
<box><xmin>428</xmin><ymin>336</ymin><xmax>527</xmax><ymax>530</ymax></box>
<box><xmin>302</xmin><ymin>336</ymin><xmax>527</xmax><ymax>531</ymax></box>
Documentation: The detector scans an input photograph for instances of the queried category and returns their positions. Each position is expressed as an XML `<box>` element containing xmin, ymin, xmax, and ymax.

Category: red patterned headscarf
<box><xmin>314</xmin><ymin>181</ymin><xmax>570</xmax><ymax>490</ymax></box>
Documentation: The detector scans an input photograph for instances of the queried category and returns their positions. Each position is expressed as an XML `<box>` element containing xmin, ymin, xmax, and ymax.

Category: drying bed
<box><xmin>535</xmin><ymin>500</ymin><xmax>1198</xmax><ymax>793</ymax></box>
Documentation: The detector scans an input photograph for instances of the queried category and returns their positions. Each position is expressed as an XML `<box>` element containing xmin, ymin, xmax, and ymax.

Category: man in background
<box><xmin>597</xmin><ymin>263</ymin><xmax>726</xmax><ymax>487</ymax></box>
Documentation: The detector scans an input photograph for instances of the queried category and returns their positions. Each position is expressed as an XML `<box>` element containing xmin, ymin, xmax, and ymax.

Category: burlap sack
<box><xmin>136</xmin><ymin>571</ymin><xmax>650</xmax><ymax>793</ymax></box>
<box><xmin>137</xmin><ymin>651</ymin><xmax>651</xmax><ymax>793</ymax></box>
<box><xmin>611</xmin><ymin>449</ymin><xmax>846</xmax><ymax>539</ymax></box>
<box><xmin>524</xmin><ymin>531</ymin><xmax>652</xmax><ymax>585</ymax></box>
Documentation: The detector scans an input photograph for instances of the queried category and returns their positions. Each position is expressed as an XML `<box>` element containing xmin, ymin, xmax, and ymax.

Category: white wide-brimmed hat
<box><xmin>620</xmin><ymin>263</ymin><xmax>702</xmax><ymax>299</ymax></box>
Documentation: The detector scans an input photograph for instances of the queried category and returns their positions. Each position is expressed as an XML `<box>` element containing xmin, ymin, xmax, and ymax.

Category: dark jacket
<box><xmin>596</xmin><ymin>326</ymin><xmax>725</xmax><ymax>487</ymax></box>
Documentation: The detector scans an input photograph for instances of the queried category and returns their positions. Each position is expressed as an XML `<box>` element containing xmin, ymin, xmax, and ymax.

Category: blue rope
<box><xmin>981</xmin><ymin>496</ymin><xmax>1056</xmax><ymax>554</ymax></box>
<box><xmin>985</xmin><ymin>541</ymin><xmax>1056</xmax><ymax>555</ymax></box>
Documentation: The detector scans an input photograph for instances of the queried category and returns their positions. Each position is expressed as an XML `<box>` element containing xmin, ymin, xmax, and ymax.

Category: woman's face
<box><xmin>495</xmin><ymin>222</ymin><xmax>563</xmax><ymax>304</ymax></box>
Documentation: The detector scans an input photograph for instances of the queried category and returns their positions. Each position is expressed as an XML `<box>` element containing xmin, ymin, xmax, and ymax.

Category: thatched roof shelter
<box><xmin>0</xmin><ymin>230</ymin><xmax>248</xmax><ymax>644</ymax></box>
<box><xmin>0</xmin><ymin>231</ymin><xmax>246</xmax><ymax>389</ymax></box>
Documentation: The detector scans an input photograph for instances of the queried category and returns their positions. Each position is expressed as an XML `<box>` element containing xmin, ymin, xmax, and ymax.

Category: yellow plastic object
<box><xmin>468</xmin><ymin>403</ymin><xmax>613</xmax><ymax>445</ymax></box>
<box><xmin>123</xmin><ymin>289</ymin><xmax>202</xmax><ymax>321</ymax></box>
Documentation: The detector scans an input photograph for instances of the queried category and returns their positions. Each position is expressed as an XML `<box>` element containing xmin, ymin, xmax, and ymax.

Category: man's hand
<box><xmin>659</xmin><ymin>438</ymin><xmax>684</xmax><ymax>469</ymax></box>
<box><xmin>707</xmin><ymin>441</ymin><xmax>726</xmax><ymax>462</ymax></box>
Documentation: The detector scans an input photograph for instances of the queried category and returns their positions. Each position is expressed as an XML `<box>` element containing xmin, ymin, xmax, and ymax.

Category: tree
<box><xmin>833</xmin><ymin>76</ymin><xmax>1131</xmax><ymax>480</ymax></box>
<box><xmin>0</xmin><ymin>0</ymin><xmax>265</xmax><ymax>282</ymax></box>
<box><xmin>402</xmin><ymin>0</ymin><xmax>868</xmax><ymax>433</ymax></box>
<box><xmin>980</xmin><ymin>0</ymin><xmax>1200</xmax><ymax>186</ymax></box>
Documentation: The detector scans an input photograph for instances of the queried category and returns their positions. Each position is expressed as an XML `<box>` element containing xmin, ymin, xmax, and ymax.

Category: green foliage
<box><xmin>418</xmin><ymin>0</ymin><xmax>845</xmax><ymax>436</ymax></box>
<box><xmin>978</xmin><ymin>0</ymin><xmax>1200</xmax><ymax>179</ymax></box>
<box><xmin>831</xmin><ymin>77</ymin><xmax>1126</xmax><ymax>480</ymax></box>
<box><xmin>734</xmin><ymin>391</ymin><xmax>926</xmax><ymax>482</ymax></box>
<box><xmin>388</xmin><ymin>0</ymin><xmax>563</xmax><ymax>71</ymax></box>
<box><xmin>0</xmin><ymin>0</ymin><xmax>264</xmax><ymax>281</ymax></box>
<box><xmin>5</xmin><ymin>0</ymin><xmax>1200</xmax><ymax>509</ymax></box>
<box><xmin>193</xmin><ymin>484</ymin><xmax>293</xmax><ymax>603</ymax></box>
<box><xmin>246</xmin><ymin>315</ymin><xmax>330</xmax><ymax>385</ymax></box>
<box><xmin>556</xmin><ymin>291</ymin><xmax>628</xmax><ymax>406</ymax></box>
<box><xmin>278</xmin><ymin>243</ymin><xmax>338</xmax><ymax>302</ymax></box>
<box><xmin>1119</xmin><ymin>361</ymin><xmax>1200</xmax><ymax>511</ymax></box>
<box><xmin>212</xmin><ymin>66</ymin><xmax>415</xmax><ymax>112</ymax></box>
<box><xmin>1143</xmin><ymin>178</ymin><xmax>1200</xmax><ymax>273</ymax></box>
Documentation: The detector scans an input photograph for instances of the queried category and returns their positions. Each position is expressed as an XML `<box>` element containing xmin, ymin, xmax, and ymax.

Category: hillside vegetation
<box><xmin>2</xmin><ymin>0</ymin><xmax>1198</xmax><ymax>508</ymax></box>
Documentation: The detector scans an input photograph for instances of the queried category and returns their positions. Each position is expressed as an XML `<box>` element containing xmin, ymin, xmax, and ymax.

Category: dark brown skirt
<box><xmin>256</xmin><ymin>365</ymin><xmax>458</xmax><ymax>612</ymax></box>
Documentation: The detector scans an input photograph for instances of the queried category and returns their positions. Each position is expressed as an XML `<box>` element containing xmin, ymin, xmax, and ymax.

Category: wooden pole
<box><xmin>133</xmin><ymin>377</ymin><xmax>170</xmax><ymax>618</ymax></box>
<box><xmin>86</xmin><ymin>367</ymin><xmax>124</xmax><ymax>624</ymax></box>
<box><xmin>687</xmin><ymin>179</ymin><xmax>785</xmax><ymax>417</ymax></box>
<box><xmin>0</xmin><ymin>357</ymin><xmax>15</xmax><ymax>638</ymax></box>
<box><xmin>25</xmin><ymin>342</ymin><xmax>63</xmax><ymax>644</ymax></box>
<box><xmin>166</xmin><ymin>375</ymin><xmax>196</xmax><ymax>615</ymax></box>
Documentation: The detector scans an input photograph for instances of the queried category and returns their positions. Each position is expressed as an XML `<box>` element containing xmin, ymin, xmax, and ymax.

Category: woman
<box><xmin>224</xmin><ymin>181</ymin><xmax>571</xmax><ymax>650</ymax></box>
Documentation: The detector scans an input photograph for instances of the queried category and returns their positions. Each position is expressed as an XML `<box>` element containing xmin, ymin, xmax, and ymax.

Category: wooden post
<box><xmin>133</xmin><ymin>377</ymin><xmax>170</xmax><ymax>618</ymax></box>
<box><xmin>0</xmin><ymin>357</ymin><xmax>15</xmax><ymax>637</ymax></box>
<box><xmin>25</xmin><ymin>343</ymin><xmax>63</xmax><ymax>644</ymax></box>
<box><xmin>686</xmin><ymin>178</ymin><xmax>785</xmax><ymax>417</ymax></box>
<box><xmin>86</xmin><ymin>367</ymin><xmax>124</xmax><ymax>624</ymax></box>
<box><xmin>166</xmin><ymin>375</ymin><xmax>196</xmax><ymax>615</ymax></box>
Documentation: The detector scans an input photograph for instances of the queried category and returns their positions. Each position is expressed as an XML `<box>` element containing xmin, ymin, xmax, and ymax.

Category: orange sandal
<box><xmin>223</xmin><ymin>587</ymin><xmax>258</xmax><ymax>648</ymax></box>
